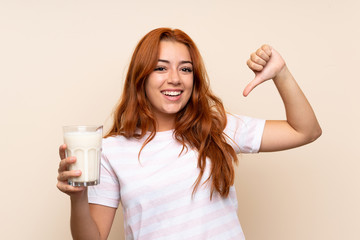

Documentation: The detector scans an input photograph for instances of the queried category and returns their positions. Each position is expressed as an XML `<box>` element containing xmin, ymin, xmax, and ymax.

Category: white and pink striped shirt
<box><xmin>88</xmin><ymin>114</ymin><xmax>265</xmax><ymax>240</ymax></box>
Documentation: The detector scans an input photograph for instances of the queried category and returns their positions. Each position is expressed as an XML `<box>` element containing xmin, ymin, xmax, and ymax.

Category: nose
<box><xmin>168</xmin><ymin>69</ymin><xmax>180</xmax><ymax>85</ymax></box>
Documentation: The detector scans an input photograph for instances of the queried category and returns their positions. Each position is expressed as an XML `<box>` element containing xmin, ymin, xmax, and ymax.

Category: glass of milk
<box><xmin>63</xmin><ymin>125</ymin><xmax>103</xmax><ymax>186</ymax></box>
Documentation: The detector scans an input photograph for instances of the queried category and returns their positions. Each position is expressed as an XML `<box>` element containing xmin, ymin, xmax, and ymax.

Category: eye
<box><xmin>154</xmin><ymin>66</ymin><xmax>166</xmax><ymax>71</ymax></box>
<box><xmin>181</xmin><ymin>67</ymin><xmax>193</xmax><ymax>73</ymax></box>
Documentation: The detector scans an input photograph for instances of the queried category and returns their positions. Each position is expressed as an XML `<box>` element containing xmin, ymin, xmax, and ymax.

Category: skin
<box><xmin>244</xmin><ymin>45</ymin><xmax>322</xmax><ymax>151</ymax></box>
<box><xmin>145</xmin><ymin>40</ymin><xmax>194</xmax><ymax>131</ymax></box>
<box><xmin>57</xmin><ymin>43</ymin><xmax>321</xmax><ymax>240</ymax></box>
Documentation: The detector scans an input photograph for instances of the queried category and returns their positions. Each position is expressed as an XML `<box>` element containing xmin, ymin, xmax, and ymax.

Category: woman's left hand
<box><xmin>243</xmin><ymin>44</ymin><xmax>286</xmax><ymax>97</ymax></box>
<box><xmin>243</xmin><ymin>44</ymin><xmax>322</xmax><ymax>152</ymax></box>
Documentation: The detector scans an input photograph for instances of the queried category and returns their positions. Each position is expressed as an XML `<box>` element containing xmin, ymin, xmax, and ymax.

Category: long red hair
<box><xmin>106</xmin><ymin>28</ymin><xmax>238</xmax><ymax>198</ymax></box>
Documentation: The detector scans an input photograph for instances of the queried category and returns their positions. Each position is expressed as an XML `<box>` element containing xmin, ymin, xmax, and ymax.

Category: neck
<box><xmin>154</xmin><ymin>113</ymin><xmax>176</xmax><ymax>132</ymax></box>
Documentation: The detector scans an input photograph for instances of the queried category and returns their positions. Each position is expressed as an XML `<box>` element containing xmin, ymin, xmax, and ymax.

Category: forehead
<box><xmin>158</xmin><ymin>40</ymin><xmax>191</xmax><ymax>61</ymax></box>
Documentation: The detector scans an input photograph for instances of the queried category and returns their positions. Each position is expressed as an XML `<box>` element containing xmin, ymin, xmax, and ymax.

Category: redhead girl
<box><xmin>57</xmin><ymin>28</ymin><xmax>321</xmax><ymax>240</ymax></box>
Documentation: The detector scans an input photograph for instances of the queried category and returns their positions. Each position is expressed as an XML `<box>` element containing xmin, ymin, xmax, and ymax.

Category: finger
<box><xmin>59</xmin><ymin>144</ymin><xmax>67</xmax><ymax>159</ymax></box>
<box><xmin>243</xmin><ymin>75</ymin><xmax>264</xmax><ymax>97</ymax></box>
<box><xmin>58</xmin><ymin>156</ymin><xmax>76</xmax><ymax>172</ymax></box>
<box><xmin>57</xmin><ymin>169</ymin><xmax>82</xmax><ymax>181</ymax></box>
<box><xmin>261</xmin><ymin>44</ymin><xmax>272</xmax><ymax>56</ymax></box>
<box><xmin>242</xmin><ymin>78</ymin><xmax>258</xmax><ymax>97</ymax></box>
<box><xmin>57</xmin><ymin>181</ymin><xmax>86</xmax><ymax>193</ymax></box>
<box><xmin>250</xmin><ymin>53</ymin><xmax>267</xmax><ymax>66</ymax></box>
<box><xmin>243</xmin><ymin>81</ymin><xmax>255</xmax><ymax>97</ymax></box>
<box><xmin>247</xmin><ymin>59</ymin><xmax>264</xmax><ymax>72</ymax></box>
<box><xmin>256</xmin><ymin>47</ymin><xmax>271</xmax><ymax>62</ymax></box>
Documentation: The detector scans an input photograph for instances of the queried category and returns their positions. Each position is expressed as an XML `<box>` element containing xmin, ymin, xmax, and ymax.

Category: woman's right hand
<box><xmin>57</xmin><ymin>144</ymin><xmax>86</xmax><ymax>197</ymax></box>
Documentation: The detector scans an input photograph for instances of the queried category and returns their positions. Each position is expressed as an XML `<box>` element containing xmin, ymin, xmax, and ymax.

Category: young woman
<box><xmin>57</xmin><ymin>28</ymin><xmax>321</xmax><ymax>240</ymax></box>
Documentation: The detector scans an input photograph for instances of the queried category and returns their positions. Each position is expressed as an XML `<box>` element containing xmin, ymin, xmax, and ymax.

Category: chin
<box><xmin>163</xmin><ymin>104</ymin><xmax>184</xmax><ymax>113</ymax></box>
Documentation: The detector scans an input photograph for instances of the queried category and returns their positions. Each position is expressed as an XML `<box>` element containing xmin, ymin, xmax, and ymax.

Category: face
<box><xmin>145</xmin><ymin>40</ymin><xmax>194</xmax><ymax>128</ymax></box>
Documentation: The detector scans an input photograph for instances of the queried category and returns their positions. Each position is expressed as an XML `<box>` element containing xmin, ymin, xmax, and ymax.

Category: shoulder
<box><xmin>225</xmin><ymin>113</ymin><xmax>263</xmax><ymax>129</ymax></box>
<box><xmin>100</xmin><ymin>135</ymin><xmax>144</xmax><ymax>166</ymax></box>
<box><xmin>102</xmin><ymin>135</ymin><xmax>127</xmax><ymax>146</ymax></box>
<box><xmin>224</xmin><ymin>113</ymin><xmax>266</xmax><ymax>153</ymax></box>
<box><xmin>102</xmin><ymin>135</ymin><xmax>141</xmax><ymax>152</ymax></box>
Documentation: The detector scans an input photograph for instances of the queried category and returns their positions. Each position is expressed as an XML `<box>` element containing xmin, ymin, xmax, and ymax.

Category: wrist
<box><xmin>70</xmin><ymin>188</ymin><xmax>88</xmax><ymax>203</ymax></box>
<box><xmin>273</xmin><ymin>65</ymin><xmax>290</xmax><ymax>83</ymax></box>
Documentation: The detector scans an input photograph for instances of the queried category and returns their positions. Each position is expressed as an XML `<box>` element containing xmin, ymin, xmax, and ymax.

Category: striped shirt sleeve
<box><xmin>88</xmin><ymin>146</ymin><xmax>121</xmax><ymax>208</ymax></box>
<box><xmin>224</xmin><ymin>113</ymin><xmax>266</xmax><ymax>154</ymax></box>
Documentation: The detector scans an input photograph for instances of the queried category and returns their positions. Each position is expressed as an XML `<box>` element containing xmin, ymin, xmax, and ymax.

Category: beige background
<box><xmin>1</xmin><ymin>0</ymin><xmax>359</xmax><ymax>239</ymax></box>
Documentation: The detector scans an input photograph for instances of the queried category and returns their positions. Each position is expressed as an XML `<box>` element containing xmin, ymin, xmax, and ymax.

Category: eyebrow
<box><xmin>158</xmin><ymin>59</ymin><xmax>193</xmax><ymax>65</ymax></box>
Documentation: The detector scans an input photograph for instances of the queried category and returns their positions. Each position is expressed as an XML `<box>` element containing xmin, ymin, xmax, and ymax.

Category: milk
<box><xmin>63</xmin><ymin>128</ymin><xmax>102</xmax><ymax>186</ymax></box>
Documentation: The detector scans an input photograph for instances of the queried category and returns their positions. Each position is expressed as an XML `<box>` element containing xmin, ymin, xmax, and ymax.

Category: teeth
<box><xmin>162</xmin><ymin>91</ymin><xmax>181</xmax><ymax>96</ymax></box>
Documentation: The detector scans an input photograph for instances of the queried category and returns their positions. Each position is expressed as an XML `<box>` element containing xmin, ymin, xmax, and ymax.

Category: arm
<box><xmin>243</xmin><ymin>45</ymin><xmax>322</xmax><ymax>152</ymax></box>
<box><xmin>70</xmin><ymin>190</ymin><xmax>116</xmax><ymax>240</ymax></box>
<box><xmin>57</xmin><ymin>145</ymin><xmax>116</xmax><ymax>240</ymax></box>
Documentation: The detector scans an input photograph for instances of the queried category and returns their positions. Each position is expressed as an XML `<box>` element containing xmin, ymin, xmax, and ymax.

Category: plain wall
<box><xmin>1</xmin><ymin>0</ymin><xmax>359</xmax><ymax>239</ymax></box>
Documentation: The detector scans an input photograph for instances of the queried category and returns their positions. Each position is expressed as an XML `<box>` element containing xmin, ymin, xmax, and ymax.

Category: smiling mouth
<box><xmin>161</xmin><ymin>90</ymin><xmax>183</xmax><ymax>96</ymax></box>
